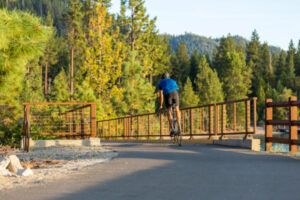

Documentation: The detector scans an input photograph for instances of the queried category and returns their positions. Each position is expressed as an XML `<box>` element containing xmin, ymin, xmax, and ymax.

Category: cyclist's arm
<box><xmin>159</xmin><ymin>90</ymin><xmax>163</xmax><ymax>109</ymax></box>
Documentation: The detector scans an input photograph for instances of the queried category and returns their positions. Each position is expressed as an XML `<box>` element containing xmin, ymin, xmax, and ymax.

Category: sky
<box><xmin>109</xmin><ymin>0</ymin><xmax>300</xmax><ymax>50</ymax></box>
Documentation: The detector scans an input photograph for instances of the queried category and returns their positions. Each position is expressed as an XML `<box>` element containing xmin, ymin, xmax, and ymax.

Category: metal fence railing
<box><xmin>97</xmin><ymin>98</ymin><xmax>257</xmax><ymax>141</ymax></box>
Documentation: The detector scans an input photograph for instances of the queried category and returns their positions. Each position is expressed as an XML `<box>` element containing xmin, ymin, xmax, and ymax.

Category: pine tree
<box><xmin>120</xmin><ymin>53</ymin><xmax>155</xmax><ymax>115</ymax></box>
<box><xmin>286</xmin><ymin>40</ymin><xmax>296</xmax><ymax>89</ymax></box>
<box><xmin>222</xmin><ymin>52</ymin><xmax>252</xmax><ymax>100</ymax></box>
<box><xmin>295</xmin><ymin>40</ymin><xmax>300</xmax><ymax>76</ymax></box>
<box><xmin>257</xmin><ymin>43</ymin><xmax>273</xmax><ymax>86</ymax></box>
<box><xmin>63</xmin><ymin>0</ymin><xmax>84</xmax><ymax>98</ymax></box>
<box><xmin>40</xmin><ymin>12</ymin><xmax>58</xmax><ymax>97</ymax></box>
<box><xmin>180</xmin><ymin>78</ymin><xmax>199</xmax><ymax>108</ymax></box>
<box><xmin>212</xmin><ymin>35</ymin><xmax>236</xmax><ymax>76</ymax></box>
<box><xmin>82</xmin><ymin>2</ymin><xmax>124</xmax><ymax>117</ymax></box>
<box><xmin>171</xmin><ymin>42</ymin><xmax>190</xmax><ymax>86</ymax></box>
<box><xmin>194</xmin><ymin>56</ymin><xmax>224</xmax><ymax>105</ymax></box>
<box><xmin>246</xmin><ymin>30</ymin><xmax>260</xmax><ymax>68</ymax></box>
<box><xmin>0</xmin><ymin>9</ymin><xmax>52</xmax><ymax>112</ymax></box>
<box><xmin>49</xmin><ymin>70</ymin><xmax>71</xmax><ymax>102</ymax></box>
<box><xmin>189</xmin><ymin>50</ymin><xmax>201</xmax><ymax>86</ymax></box>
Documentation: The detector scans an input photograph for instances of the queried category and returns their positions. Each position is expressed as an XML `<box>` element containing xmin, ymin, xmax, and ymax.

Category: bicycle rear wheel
<box><xmin>173</xmin><ymin>118</ymin><xmax>182</xmax><ymax>147</ymax></box>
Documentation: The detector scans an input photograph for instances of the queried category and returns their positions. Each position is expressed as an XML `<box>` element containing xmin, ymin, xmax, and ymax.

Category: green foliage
<box><xmin>222</xmin><ymin>51</ymin><xmax>252</xmax><ymax>100</ymax></box>
<box><xmin>194</xmin><ymin>56</ymin><xmax>224</xmax><ymax>105</ymax></box>
<box><xmin>180</xmin><ymin>78</ymin><xmax>199</xmax><ymax>108</ymax></box>
<box><xmin>171</xmin><ymin>42</ymin><xmax>190</xmax><ymax>86</ymax></box>
<box><xmin>120</xmin><ymin>53</ymin><xmax>155</xmax><ymax>115</ymax></box>
<box><xmin>48</xmin><ymin>69</ymin><xmax>70</xmax><ymax>102</ymax></box>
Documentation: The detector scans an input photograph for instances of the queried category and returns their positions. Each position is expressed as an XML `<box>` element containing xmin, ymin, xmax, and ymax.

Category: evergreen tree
<box><xmin>189</xmin><ymin>50</ymin><xmax>201</xmax><ymax>86</ymax></box>
<box><xmin>63</xmin><ymin>0</ymin><xmax>85</xmax><ymax>98</ymax></box>
<box><xmin>246</xmin><ymin>30</ymin><xmax>260</xmax><ymax>68</ymax></box>
<box><xmin>257</xmin><ymin>43</ymin><xmax>273</xmax><ymax>86</ymax></box>
<box><xmin>222</xmin><ymin>52</ymin><xmax>252</xmax><ymax>100</ymax></box>
<box><xmin>49</xmin><ymin>70</ymin><xmax>71</xmax><ymax>102</ymax></box>
<box><xmin>120</xmin><ymin>53</ymin><xmax>155</xmax><ymax>115</ymax></box>
<box><xmin>82</xmin><ymin>2</ymin><xmax>124</xmax><ymax>117</ymax></box>
<box><xmin>40</xmin><ymin>12</ymin><xmax>58</xmax><ymax>97</ymax></box>
<box><xmin>180</xmin><ymin>78</ymin><xmax>199</xmax><ymax>108</ymax></box>
<box><xmin>194</xmin><ymin>56</ymin><xmax>224</xmax><ymax>105</ymax></box>
<box><xmin>295</xmin><ymin>40</ymin><xmax>300</xmax><ymax>76</ymax></box>
<box><xmin>212</xmin><ymin>35</ymin><xmax>236</xmax><ymax>76</ymax></box>
<box><xmin>0</xmin><ymin>9</ymin><xmax>52</xmax><ymax>113</ymax></box>
<box><xmin>285</xmin><ymin>40</ymin><xmax>296</xmax><ymax>89</ymax></box>
<box><xmin>171</xmin><ymin>42</ymin><xmax>190</xmax><ymax>86</ymax></box>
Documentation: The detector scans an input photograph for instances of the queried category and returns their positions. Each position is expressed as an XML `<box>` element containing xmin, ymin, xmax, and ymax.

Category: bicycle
<box><xmin>170</xmin><ymin>102</ymin><xmax>182</xmax><ymax>146</ymax></box>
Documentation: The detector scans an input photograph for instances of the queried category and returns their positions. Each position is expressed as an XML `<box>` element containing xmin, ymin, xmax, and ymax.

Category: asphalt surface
<box><xmin>1</xmin><ymin>143</ymin><xmax>300</xmax><ymax>200</ymax></box>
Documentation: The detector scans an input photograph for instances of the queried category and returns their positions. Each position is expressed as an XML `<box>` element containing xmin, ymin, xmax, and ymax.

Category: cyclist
<box><xmin>158</xmin><ymin>72</ymin><xmax>181</xmax><ymax>136</ymax></box>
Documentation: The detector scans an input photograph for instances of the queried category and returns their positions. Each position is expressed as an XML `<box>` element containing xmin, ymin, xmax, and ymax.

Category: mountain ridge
<box><xmin>165</xmin><ymin>32</ymin><xmax>282</xmax><ymax>58</ymax></box>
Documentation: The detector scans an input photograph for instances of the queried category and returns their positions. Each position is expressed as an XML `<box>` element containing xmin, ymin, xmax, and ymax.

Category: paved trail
<box><xmin>1</xmin><ymin>143</ymin><xmax>300</xmax><ymax>200</ymax></box>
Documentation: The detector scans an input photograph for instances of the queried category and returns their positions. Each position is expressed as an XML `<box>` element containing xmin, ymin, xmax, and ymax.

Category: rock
<box><xmin>17</xmin><ymin>168</ymin><xmax>33</xmax><ymax>177</ymax></box>
<box><xmin>0</xmin><ymin>157</ymin><xmax>10</xmax><ymax>169</ymax></box>
<box><xmin>0</xmin><ymin>168</ymin><xmax>11</xmax><ymax>176</ymax></box>
<box><xmin>7</xmin><ymin>155</ymin><xmax>23</xmax><ymax>173</ymax></box>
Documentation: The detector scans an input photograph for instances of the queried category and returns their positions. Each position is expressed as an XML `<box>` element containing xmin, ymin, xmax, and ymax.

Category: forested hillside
<box><xmin>1</xmin><ymin>0</ymin><xmax>300</xmax><ymax>147</ymax></box>
<box><xmin>167</xmin><ymin>33</ymin><xmax>281</xmax><ymax>58</ymax></box>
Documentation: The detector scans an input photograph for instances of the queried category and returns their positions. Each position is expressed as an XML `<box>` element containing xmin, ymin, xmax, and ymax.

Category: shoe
<box><xmin>170</xmin><ymin>129</ymin><xmax>176</xmax><ymax>137</ymax></box>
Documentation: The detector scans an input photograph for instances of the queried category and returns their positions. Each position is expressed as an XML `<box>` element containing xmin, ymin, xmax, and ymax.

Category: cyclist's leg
<box><xmin>167</xmin><ymin>107</ymin><xmax>173</xmax><ymax>130</ymax></box>
<box><xmin>164</xmin><ymin>93</ymin><xmax>174</xmax><ymax>131</ymax></box>
<box><xmin>175</xmin><ymin>106</ymin><xmax>181</xmax><ymax>128</ymax></box>
<box><xmin>172</xmin><ymin>90</ymin><xmax>181</xmax><ymax>130</ymax></box>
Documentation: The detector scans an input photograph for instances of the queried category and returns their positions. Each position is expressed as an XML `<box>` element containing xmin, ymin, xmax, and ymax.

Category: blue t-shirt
<box><xmin>158</xmin><ymin>78</ymin><xmax>179</xmax><ymax>95</ymax></box>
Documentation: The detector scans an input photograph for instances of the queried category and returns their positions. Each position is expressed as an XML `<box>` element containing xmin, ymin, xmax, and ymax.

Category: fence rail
<box><xmin>22</xmin><ymin>102</ymin><xmax>97</xmax><ymax>152</ymax></box>
<box><xmin>98</xmin><ymin>98</ymin><xmax>257</xmax><ymax>141</ymax></box>
<box><xmin>265</xmin><ymin>97</ymin><xmax>300</xmax><ymax>153</ymax></box>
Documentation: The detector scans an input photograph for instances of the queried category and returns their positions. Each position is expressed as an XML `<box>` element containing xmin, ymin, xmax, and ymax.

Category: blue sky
<box><xmin>109</xmin><ymin>0</ymin><xmax>300</xmax><ymax>50</ymax></box>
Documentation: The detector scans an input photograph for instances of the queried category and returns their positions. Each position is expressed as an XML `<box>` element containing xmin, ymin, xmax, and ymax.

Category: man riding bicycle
<box><xmin>158</xmin><ymin>72</ymin><xmax>181</xmax><ymax>136</ymax></box>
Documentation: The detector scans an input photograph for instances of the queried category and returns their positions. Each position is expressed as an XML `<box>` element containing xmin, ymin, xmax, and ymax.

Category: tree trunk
<box><xmin>149</xmin><ymin>73</ymin><xmax>153</xmax><ymax>85</ymax></box>
<box><xmin>45</xmin><ymin>63</ymin><xmax>48</xmax><ymax>96</ymax></box>
<box><xmin>130</xmin><ymin>12</ymin><xmax>134</xmax><ymax>51</ymax></box>
<box><xmin>39</xmin><ymin>0</ymin><xmax>43</xmax><ymax>16</ymax></box>
<box><xmin>22</xmin><ymin>0</ymin><xmax>25</xmax><ymax>8</ymax></box>
<box><xmin>6</xmin><ymin>0</ymin><xmax>8</xmax><ymax>8</ymax></box>
<box><xmin>70</xmin><ymin>46</ymin><xmax>74</xmax><ymax>99</ymax></box>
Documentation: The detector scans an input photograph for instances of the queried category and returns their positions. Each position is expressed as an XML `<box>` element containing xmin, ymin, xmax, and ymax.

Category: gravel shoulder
<box><xmin>0</xmin><ymin>146</ymin><xmax>118</xmax><ymax>190</ymax></box>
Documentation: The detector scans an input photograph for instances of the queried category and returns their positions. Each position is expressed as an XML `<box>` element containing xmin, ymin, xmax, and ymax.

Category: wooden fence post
<box><xmin>199</xmin><ymin>108</ymin><xmax>202</xmax><ymax>133</ymax></box>
<box><xmin>289</xmin><ymin>97</ymin><xmax>298</xmax><ymax>153</ymax></box>
<box><xmin>116</xmin><ymin>119</ymin><xmax>118</xmax><ymax>140</ymax></box>
<box><xmin>214</xmin><ymin>104</ymin><xmax>218</xmax><ymax>136</ymax></box>
<box><xmin>137</xmin><ymin>116</ymin><xmax>140</xmax><ymax>140</ymax></box>
<box><xmin>245</xmin><ymin>99</ymin><xmax>251</xmax><ymax>137</ymax></box>
<box><xmin>24</xmin><ymin>105</ymin><xmax>30</xmax><ymax>152</ymax></box>
<box><xmin>190</xmin><ymin>109</ymin><xmax>194</xmax><ymax>139</ymax></box>
<box><xmin>253</xmin><ymin>97</ymin><xmax>257</xmax><ymax>134</ymax></box>
<box><xmin>90</xmin><ymin>104</ymin><xmax>97</xmax><ymax>138</ymax></box>
<box><xmin>209</xmin><ymin>105</ymin><xmax>213</xmax><ymax>138</ymax></box>
<box><xmin>221</xmin><ymin>104</ymin><xmax>226</xmax><ymax>137</ymax></box>
<box><xmin>148</xmin><ymin>115</ymin><xmax>151</xmax><ymax>140</ymax></box>
<box><xmin>182</xmin><ymin>110</ymin><xmax>185</xmax><ymax>135</ymax></box>
<box><xmin>265</xmin><ymin>99</ymin><xmax>273</xmax><ymax>152</ymax></box>
<box><xmin>234</xmin><ymin>103</ymin><xmax>237</xmax><ymax>131</ymax></box>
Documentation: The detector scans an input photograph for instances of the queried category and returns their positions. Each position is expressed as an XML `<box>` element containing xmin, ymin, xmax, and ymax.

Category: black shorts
<box><xmin>164</xmin><ymin>90</ymin><xmax>179</xmax><ymax>108</ymax></box>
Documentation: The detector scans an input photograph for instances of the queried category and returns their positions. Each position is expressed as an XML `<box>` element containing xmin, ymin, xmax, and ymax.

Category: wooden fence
<box><xmin>265</xmin><ymin>97</ymin><xmax>300</xmax><ymax>153</ymax></box>
<box><xmin>98</xmin><ymin>98</ymin><xmax>257</xmax><ymax>141</ymax></box>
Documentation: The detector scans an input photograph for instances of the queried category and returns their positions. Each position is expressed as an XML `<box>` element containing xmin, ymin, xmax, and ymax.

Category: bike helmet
<box><xmin>161</xmin><ymin>72</ymin><xmax>170</xmax><ymax>79</ymax></box>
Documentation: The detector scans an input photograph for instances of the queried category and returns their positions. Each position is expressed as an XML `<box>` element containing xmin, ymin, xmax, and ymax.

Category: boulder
<box><xmin>0</xmin><ymin>157</ymin><xmax>10</xmax><ymax>169</ymax></box>
<box><xmin>7</xmin><ymin>155</ymin><xmax>23</xmax><ymax>173</ymax></box>
<box><xmin>17</xmin><ymin>168</ymin><xmax>33</xmax><ymax>177</ymax></box>
<box><xmin>0</xmin><ymin>168</ymin><xmax>11</xmax><ymax>176</ymax></box>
